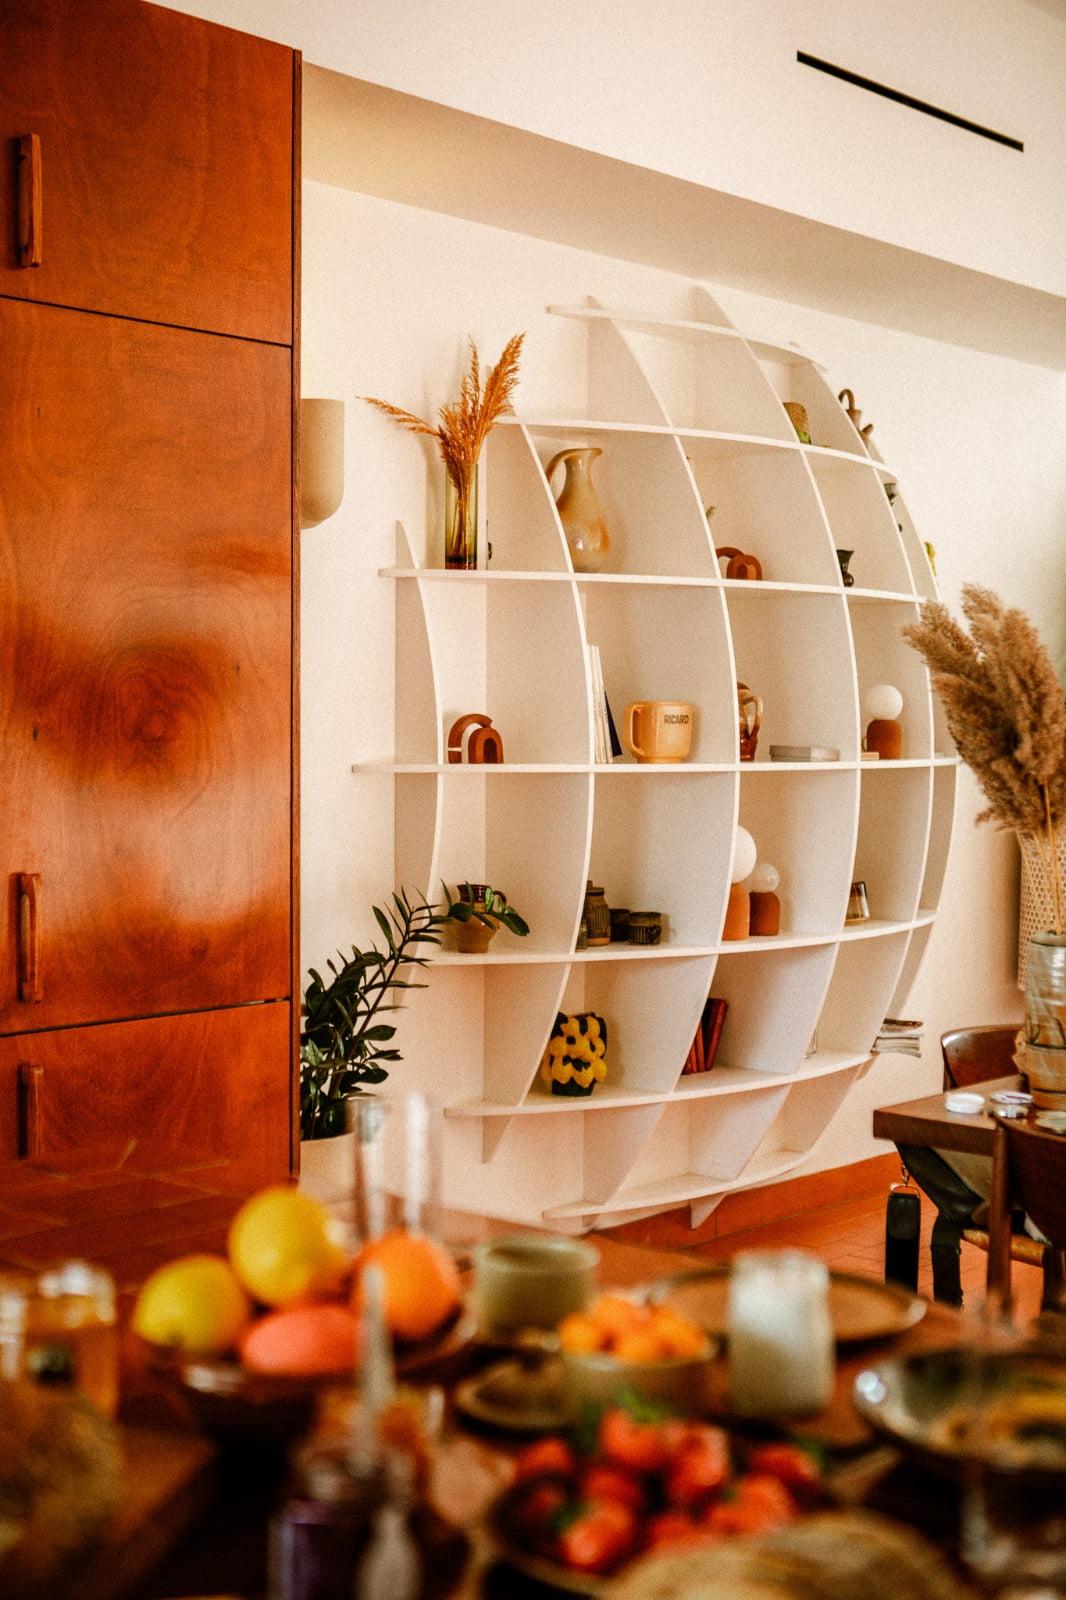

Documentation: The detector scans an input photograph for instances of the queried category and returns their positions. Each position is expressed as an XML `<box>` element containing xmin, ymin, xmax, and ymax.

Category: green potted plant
<box><xmin>443</xmin><ymin>881</ymin><xmax>530</xmax><ymax>954</ymax></box>
<box><xmin>299</xmin><ymin>890</ymin><xmax>447</xmax><ymax>1192</ymax></box>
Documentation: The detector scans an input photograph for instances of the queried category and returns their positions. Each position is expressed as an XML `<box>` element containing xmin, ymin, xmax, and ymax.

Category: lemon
<box><xmin>132</xmin><ymin>1254</ymin><xmax>250</xmax><ymax>1356</ymax></box>
<box><xmin>228</xmin><ymin>1185</ymin><xmax>348</xmax><ymax>1307</ymax></box>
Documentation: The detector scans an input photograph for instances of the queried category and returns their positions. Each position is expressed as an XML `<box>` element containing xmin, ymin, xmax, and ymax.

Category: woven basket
<box><xmin>1017</xmin><ymin>829</ymin><xmax>1066</xmax><ymax>986</ymax></box>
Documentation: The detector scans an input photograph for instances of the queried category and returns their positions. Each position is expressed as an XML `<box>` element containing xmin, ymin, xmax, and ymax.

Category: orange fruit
<box><xmin>558</xmin><ymin>1312</ymin><xmax>603</xmax><ymax>1354</ymax></box>
<box><xmin>613</xmin><ymin>1328</ymin><xmax>667</xmax><ymax>1364</ymax></box>
<box><xmin>353</xmin><ymin>1230</ymin><xmax>461</xmax><ymax>1343</ymax></box>
<box><xmin>589</xmin><ymin>1295</ymin><xmax>643</xmax><ymax>1342</ymax></box>
<box><xmin>648</xmin><ymin>1306</ymin><xmax>709</xmax><ymax>1359</ymax></box>
<box><xmin>240</xmin><ymin>1303</ymin><xmax>359</xmax><ymax>1376</ymax></box>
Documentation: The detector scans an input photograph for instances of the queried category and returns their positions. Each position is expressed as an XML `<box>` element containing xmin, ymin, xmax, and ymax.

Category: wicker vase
<box><xmin>1017</xmin><ymin>830</ymin><xmax>1066</xmax><ymax>986</ymax></box>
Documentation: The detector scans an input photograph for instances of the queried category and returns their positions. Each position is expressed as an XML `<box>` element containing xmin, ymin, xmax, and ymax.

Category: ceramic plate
<box><xmin>453</xmin><ymin>1354</ymin><xmax>572</xmax><ymax>1434</ymax></box>
<box><xmin>650</xmin><ymin>1266</ymin><xmax>926</xmax><ymax>1346</ymax></box>
<box><xmin>852</xmin><ymin>1344</ymin><xmax>1066</xmax><ymax>1477</ymax></box>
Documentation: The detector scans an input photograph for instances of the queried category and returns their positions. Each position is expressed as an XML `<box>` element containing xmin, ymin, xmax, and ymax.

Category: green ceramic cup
<box><xmin>474</xmin><ymin>1235</ymin><xmax>599</xmax><ymax>1337</ymax></box>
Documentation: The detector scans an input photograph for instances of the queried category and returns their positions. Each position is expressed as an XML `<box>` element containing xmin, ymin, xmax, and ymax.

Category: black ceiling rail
<box><xmin>796</xmin><ymin>52</ymin><xmax>1024</xmax><ymax>152</ymax></box>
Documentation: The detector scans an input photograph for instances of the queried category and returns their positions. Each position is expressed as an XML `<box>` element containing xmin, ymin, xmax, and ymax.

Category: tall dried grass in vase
<box><xmin>363</xmin><ymin>333</ymin><xmax>524</xmax><ymax>569</ymax></box>
<box><xmin>903</xmin><ymin>585</ymin><xmax>1066</xmax><ymax>992</ymax></box>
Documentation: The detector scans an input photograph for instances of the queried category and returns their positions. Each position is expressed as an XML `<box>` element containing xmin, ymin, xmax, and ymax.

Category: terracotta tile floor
<box><xmin>684</xmin><ymin>1184</ymin><xmax>1045</xmax><ymax>1322</ymax></box>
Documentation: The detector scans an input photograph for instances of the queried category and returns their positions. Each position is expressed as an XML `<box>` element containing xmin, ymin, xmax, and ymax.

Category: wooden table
<box><xmin>128</xmin><ymin>1222</ymin><xmax>968</xmax><ymax>1598</ymax></box>
<box><xmin>873</xmin><ymin>1076</ymin><xmax>1025</xmax><ymax>1296</ymax></box>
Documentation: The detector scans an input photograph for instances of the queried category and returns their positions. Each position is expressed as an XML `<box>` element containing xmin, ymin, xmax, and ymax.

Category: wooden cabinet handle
<box><xmin>17</xmin><ymin>872</ymin><xmax>43</xmax><ymax>1002</ymax></box>
<box><xmin>17</xmin><ymin>134</ymin><xmax>43</xmax><ymax>267</ymax></box>
<box><xmin>17</xmin><ymin>1063</ymin><xmax>43</xmax><ymax>1160</ymax></box>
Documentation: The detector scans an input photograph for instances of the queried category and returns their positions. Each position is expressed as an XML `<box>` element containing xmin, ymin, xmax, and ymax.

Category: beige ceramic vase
<box><xmin>546</xmin><ymin>447</ymin><xmax>610</xmax><ymax>573</ymax></box>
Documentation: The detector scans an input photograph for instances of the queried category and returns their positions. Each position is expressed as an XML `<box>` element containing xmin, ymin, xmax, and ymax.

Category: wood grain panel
<box><xmin>0</xmin><ymin>299</ymin><xmax>292</xmax><ymax>1032</ymax></box>
<box><xmin>0</xmin><ymin>1003</ymin><xmax>291</xmax><ymax>1187</ymax></box>
<box><xmin>0</xmin><ymin>0</ymin><xmax>293</xmax><ymax>343</ymax></box>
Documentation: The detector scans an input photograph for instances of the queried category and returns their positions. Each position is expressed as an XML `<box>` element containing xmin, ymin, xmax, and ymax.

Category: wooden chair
<box><xmin>941</xmin><ymin>1024</ymin><xmax>1018</xmax><ymax>1090</ymax></box>
<box><xmin>936</xmin><ymin>1027</ymin><xmax>1056</xmax><ymax>1306</ymax></box>
<box><xmin>988</xmin><ymin>1119</ymin><xmax>1066</xmax><ymax>1313</ymax></box>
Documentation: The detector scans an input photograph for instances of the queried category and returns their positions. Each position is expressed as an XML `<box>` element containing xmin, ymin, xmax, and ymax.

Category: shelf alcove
<box><xmin>371</xmin><ymin>286</ymin><xmax>954</xmax><ymax>1229</ymax></box>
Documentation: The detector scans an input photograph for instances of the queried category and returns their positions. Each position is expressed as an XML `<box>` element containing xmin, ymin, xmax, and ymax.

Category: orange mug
<box><xmin>624</xmin><ymin>701</ymin><xmax>694</xmax><ymax>763</ymax></box>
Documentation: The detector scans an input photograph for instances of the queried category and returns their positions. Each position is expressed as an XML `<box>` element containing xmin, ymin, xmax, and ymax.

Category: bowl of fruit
<box><xmin>490</xmin><ymin>1401</ymin><xmax>826</xmax><ymax>1591</ymax></box>
<box><xmin>132</xmin><ymin>1185</ymin><xmax>469</xmax><ymax>1442</ymax></box>
<box><xmin>557</xmin><ymin>1293</ymin><xmax>716</xmax><ymax>1415</ymax></box>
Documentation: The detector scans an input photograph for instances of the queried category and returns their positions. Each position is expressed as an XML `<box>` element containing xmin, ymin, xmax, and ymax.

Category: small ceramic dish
<box><xmin>559</xmin><ymin>1341</ymin><xmax>717</xmax><ymax>1414</ymax></box>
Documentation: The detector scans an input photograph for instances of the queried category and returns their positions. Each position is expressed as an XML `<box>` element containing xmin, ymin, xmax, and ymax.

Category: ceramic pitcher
<box><xmin>545</xmin><ymin>447</ymin><xmax>610</xmax><ymax>573</ymax></box>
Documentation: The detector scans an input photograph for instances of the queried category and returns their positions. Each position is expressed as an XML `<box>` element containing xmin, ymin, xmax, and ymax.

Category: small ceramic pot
<box><xmin>474</xmin><ymin>1236</ymin><xmax>600</xmax><ymax>1337</ymax></box>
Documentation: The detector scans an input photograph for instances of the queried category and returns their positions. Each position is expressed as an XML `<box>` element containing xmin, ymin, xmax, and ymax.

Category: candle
<box><xmin>727</xmin><ymin>1250</ymin><xmax>833</xmax><ymax>1418</ymax></box>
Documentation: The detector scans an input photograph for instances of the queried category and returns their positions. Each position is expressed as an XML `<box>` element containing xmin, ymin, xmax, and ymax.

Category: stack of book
<box><xmin>874</xmin><ymin>1017</ymin><xmax>923</xmax><ymax>1058</ymax></box>
<box><xmin>682</xmin><ymin>997</ymin><xmax>729</xmax><ymax>1074</ymax></box>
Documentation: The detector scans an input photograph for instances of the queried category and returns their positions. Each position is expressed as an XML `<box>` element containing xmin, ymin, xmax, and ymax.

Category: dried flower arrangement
<box><xmin>363</xmin><ymin>333</ymin><xmax>525</xmax><ymax>567</ymax></box>
<box><xmin>903</xmin><ymin>584</ymin><xmax>1065</xmax><ymax>933</ymax></box>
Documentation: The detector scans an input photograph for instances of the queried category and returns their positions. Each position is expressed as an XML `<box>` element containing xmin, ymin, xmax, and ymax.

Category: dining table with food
<box><xmin>2</xmin><ymin>1136</ymin><xmax>1064</xmax><ymax>1600</ymax></box>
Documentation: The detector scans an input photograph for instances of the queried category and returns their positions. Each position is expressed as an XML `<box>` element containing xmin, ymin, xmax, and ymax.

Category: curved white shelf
<box><xmin>378</xmin><ymin>285</ymin><xmax>951</xmax><ymax>1230</ymax></box>
<box><xmin>447</xmin><ymin>1050</ymin><xmax>868</xmax><ymax>1120</ymax></box>
<box><xmin>545</xmin><ymin>303</ymin><xmax>826</xmax><ymax>374</ymax></box>
<box><xmin>543</xmin><ymin>1150</ymin><xmax>803</xmax><ymax>1224</ymax></box>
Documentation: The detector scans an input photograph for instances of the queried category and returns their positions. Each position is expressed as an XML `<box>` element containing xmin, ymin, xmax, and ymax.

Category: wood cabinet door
<box><xmin>0</xmin><ymin>298</ymin><xmax>292</xmax><ymax>1035</ymax></box>
<box><xmin>0</xmin><ymin>1002</ymin><xmax>292</xmax><ymax>1189</ymax></box>
<box><xmin>0</xmin><ymin>0</ymin><xmax>294</xmax><ymax>344</ymax></box>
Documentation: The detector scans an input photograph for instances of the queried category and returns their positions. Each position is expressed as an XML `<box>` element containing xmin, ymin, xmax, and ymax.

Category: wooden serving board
<box><xmin>58</xmin><ymin>1427</ymin><xmax>216</xmax><ymax>1600</ymax></box>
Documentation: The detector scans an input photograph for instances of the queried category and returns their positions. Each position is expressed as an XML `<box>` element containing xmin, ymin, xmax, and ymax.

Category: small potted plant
<box><xmin>443</xmin><ymin>882</ymin><xmax>529</xmax><ymax>954</ymax></box>
<box><xmin>299</xmin><ymin>890</ymin><xmax>447</xmax><ymax>1195</ymax></box>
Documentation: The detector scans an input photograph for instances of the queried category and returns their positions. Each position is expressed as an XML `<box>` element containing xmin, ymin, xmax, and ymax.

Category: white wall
<box><xmin>301</xmin><ymin>179</ymin><xmax>1066</xmax><ymax>1215</ymax></box>
<box><xmin>166</xmin><ymin>0</ymin><xmax>1066</xmax><ymax>298</ymax></box>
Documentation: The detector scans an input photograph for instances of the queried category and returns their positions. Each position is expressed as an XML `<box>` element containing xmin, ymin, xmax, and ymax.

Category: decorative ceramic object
<box><xmin>609</xmin><ymin>907</ymin><xmax>631</xmax><ymax>943</ymax></box>
<box><xmin>863</xmin><ymin>684</ymin><xmax>904</xmax><ymax>760</ymax></box>
<box><xmin>540</xmin><ymin>1013</ymin><xmax>608</xmax><ymax>1097</ymax></box>
<box><xmin>545</xmin><ymin>447</ymin><xmax>610</xmax><ymax>573</ymax></box>
<box><xmin>583</xmin><ymin>882</ymin><xmax>611</xmax><ymax>946</ymax></box>
<box><xmin>836</xmin><ymin>549</ymin><xmax>855</xmax><ymax>588</ymax></box>
<box><xmin>444</xmin><ymin>462</ymin><xmax>478</xmax><ymax>569</ymax></box>
<box><xmin>737</xmin><ymin>682</ymin><xmax>763</xmax><ymax>761</ymax></box>
<box><xmin>300</xmin><ymin>398</ymin><xmax>345</xmax><ymax>528</ymax></box>
<box><xmin>846</xmin><ymin>881</ymin><xmax>871</xmax><ymax>924</ymax></box>
<box><xmin>724</xmin><ymin>827</ymin><xmax>757</xmax><ymax>940</ymax></box>
<box><xmin>716</xmin><ymin>545</ymin><xmax>763</xmax><ymax>582</ymax></box>
<box><xmin>748</xmin><ymin>861</ymin><xmax>781</xmax><ymax>936</ymax></box>
<box><xmin>1020</xmin><ymin>931</ymin><xmax>1066</xmax><ymax>1109</ymax></box>
<box><xmin>783</xmin><ymin>401</ymin><xmax>811</xmax><ymax>443</ymax></box>
<box><xmin>623</xmin><ymin>700</ymin><xmax>694</xmax><ymax>762</ymax></box>
<box><xmin>627</xmin><ymin>912</ymin><xmax>662</xmax><ymax>946</ymax></box>
<box><xmin>447</xmin><ymin>712</ymin><xmax>504</xmax><ymax>764</ymax></box>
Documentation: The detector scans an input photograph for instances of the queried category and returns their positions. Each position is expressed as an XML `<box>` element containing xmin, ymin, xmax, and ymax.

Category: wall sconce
<box><xmin>300</xmin><ymin>398</ymin><xmax>345</xmax><ymax>527</ymax></box>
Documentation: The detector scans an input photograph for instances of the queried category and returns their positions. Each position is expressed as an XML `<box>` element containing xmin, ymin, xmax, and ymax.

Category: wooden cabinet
<box><xmin>0</xmin><ymin>0</ymin><xmax>294</xmax><ymax>343</ymax></box>
<box><xmin>0</xmin><ymin>0</ymin><xmax>299</xmax><ymax>1188</ymax></box>
<box><xmin>0</xmin><ymin>1003</ymin><xmax>291</xmax><ymax>1191</ymax></box>
<box><xmin>0</xmin><ymin>298</ymin><xmax>292</xmax><ymax>1034</ymax></box>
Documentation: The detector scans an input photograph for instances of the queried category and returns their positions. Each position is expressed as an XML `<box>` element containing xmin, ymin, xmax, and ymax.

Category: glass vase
<box><xmin>444</xmin><ymin>464</ymin><xmax>477</xmax><ymax>570</ymax></box>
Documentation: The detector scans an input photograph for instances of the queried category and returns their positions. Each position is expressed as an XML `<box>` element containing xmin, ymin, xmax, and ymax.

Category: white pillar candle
<box><xmin>728</xmin><ymin>1250</ymin><xmax>834</xmax><ymax>1418</ymax></box>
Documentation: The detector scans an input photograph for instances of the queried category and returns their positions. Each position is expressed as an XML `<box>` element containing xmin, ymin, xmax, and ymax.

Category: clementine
<box><xmin>353</xmin><ymin>1230</ymin><xmax>461</xmax><ymax>1343</ymax></box>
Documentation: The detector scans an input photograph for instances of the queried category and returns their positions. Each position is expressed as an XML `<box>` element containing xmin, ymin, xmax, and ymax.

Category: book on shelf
<box><xmin>874</xmin><ymin>1016</ymin><xmax>924</xmax><ymax>1058</ymax></box>
<box><xmin>683</xmin><ymin>996</ymin><xmax>729</xmax><ymax>1074</ymax></box>
<box><xmin>588</xmin><ymin>645</ymin><xmax>615</xmax><ymax>763</ymax></box>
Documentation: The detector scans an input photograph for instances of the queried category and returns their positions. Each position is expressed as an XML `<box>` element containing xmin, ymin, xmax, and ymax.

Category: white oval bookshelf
<box><xmin>374</xmin><ymin>286</ymin><xmax>954</xmax><ymax>1231</ymax></box>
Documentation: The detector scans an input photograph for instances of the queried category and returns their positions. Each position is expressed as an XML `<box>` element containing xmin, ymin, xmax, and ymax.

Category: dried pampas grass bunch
<box><xmin>903</xmin><ymin>583</ymin><xmax>1065</xmax><ymax>930</ymax></box>
<box><xmin>362</xmin><ymin>333</ymin><xmax>525</xmax><ymax>490</ymax></box>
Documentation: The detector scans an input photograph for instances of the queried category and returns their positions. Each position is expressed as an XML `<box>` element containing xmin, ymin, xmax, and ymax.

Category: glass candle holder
<box><xmin>0</xmin><ymin>1261</ymin><xmax>118</xmax><ymax>1417</ymax></box>
<box><xmin>728</xmin><ymin>1250</ymin><xmax>833</xmax><ymax>1418</ymax></box>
